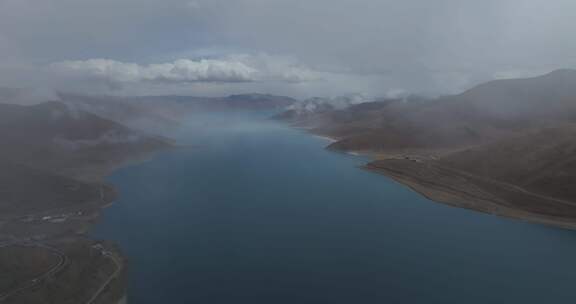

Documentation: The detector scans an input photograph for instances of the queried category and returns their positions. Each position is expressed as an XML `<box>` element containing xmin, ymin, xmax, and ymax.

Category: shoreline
<box><xmin>303</xmin><ymin>127</ymin><xmax>576</xmax><ymax>229</ymax></box>
<box><xmin>0</xmin><ymin>144</ymin><xmax>174</xmax><ymax>303</ymax></box>
<box><xmin>364</xmin><ymin>160</ymin><xmax>576</xmax><ymax>229</ymax></box>
<box><xmin>312</xmin><ymin>134</ymin><xmax>338</xmax><ymax>143</ymax></box>
<box><xmin>302</xmin><ymin>128</ymin><xmax>376</xmax><ymax>158</ymax></box>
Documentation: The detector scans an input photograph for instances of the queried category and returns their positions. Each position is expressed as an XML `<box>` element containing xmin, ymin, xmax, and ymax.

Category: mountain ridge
<box><xmin>276</xmin><ymin>69</ymin><xmax>576</xmax><ymax>228</ymax></box>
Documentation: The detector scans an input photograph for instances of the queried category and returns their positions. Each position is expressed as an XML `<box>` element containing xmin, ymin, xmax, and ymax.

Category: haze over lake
<box><xmin>93</xmin><ymin>111</ymin><xmax>576</xmax><ymax>304</ymax></box>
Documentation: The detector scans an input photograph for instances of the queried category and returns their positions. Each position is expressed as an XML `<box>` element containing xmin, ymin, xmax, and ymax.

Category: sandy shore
<box><xmin>312</xmin><ymin>134</ymin><xmax>338</xmax><ymax>143</ymax></box>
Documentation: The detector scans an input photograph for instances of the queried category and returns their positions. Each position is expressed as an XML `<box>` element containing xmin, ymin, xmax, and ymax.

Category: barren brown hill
<box><xmin>0</xmin><ymin>162</ymin><xmax>114</xmax><ymax>218</ymax></box>
<box><xmin>364</xmin><ymin>125</ymin><xmax>576</xmax><ymax>227</ymax></box>
<box><xmin>0</xmin><ymin>101</ymin><xmax>173</xmax><ymax>179</ymax></box>
<box><xmin>440</xmin><ymin>125</ymin><xmax>576</xmax><ymax>202</ymax></box>
<box><xmin>278</xmin><ymin>70</ymin><xmax>576</xmax><ymax>227</ymax></box>
<box><xmin>57</xmin><ymin>93</ymin><xmax>182</xmax><ymax>133</ymax></box>
<box><xmin>279</xmin><ymin>70</ymin><xmax>576</xmax><ymax>153</ymax></box>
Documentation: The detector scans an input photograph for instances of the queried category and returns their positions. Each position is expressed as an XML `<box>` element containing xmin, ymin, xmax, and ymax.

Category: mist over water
<box><xmin>93</xmin><ymin>111</ymin><xmax>576</xmax><ymax>304</ymax></box>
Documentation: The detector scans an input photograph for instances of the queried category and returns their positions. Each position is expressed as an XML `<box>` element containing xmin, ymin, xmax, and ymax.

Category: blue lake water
<box><xmin>93</xmin><ymin>111</ymin><xmax>576</xmax><ymax>304</ymax></box>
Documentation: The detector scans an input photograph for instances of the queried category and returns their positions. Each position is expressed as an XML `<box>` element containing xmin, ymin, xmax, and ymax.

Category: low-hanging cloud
<box><xmin>50</xmin><ymin>55</ymin><xmax>321</xmax><ymax>87</ymax></box>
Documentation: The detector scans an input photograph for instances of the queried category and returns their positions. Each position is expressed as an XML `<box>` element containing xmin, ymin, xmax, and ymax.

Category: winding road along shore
<box><xmin>0</xmin><ymin>241</ymin><xmax>68</xmax><ymax>302</ymax></box>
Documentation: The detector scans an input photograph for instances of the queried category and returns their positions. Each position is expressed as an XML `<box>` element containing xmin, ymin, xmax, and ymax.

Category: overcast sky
<box><xmin>1</xmin><ymin>0</ymin><xmax>576</xmax><ymax>98</ymax></box>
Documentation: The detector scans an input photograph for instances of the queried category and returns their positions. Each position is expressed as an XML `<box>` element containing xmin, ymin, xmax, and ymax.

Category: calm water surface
<box><xmin>93</xmin><ymin>111</ymin><xmax>576</xmax><ymax>304</ymax></box>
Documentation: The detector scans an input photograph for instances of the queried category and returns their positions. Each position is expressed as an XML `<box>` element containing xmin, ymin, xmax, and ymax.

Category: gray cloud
<box><xmin>2</xmin><ymin>0</ymin><xmax>576</xmax><ymax>97</ymax></box>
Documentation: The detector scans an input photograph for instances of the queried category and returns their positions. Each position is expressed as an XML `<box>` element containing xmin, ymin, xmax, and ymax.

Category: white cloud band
<box><xmin>50</xmin><ymin>55</ymin><xmax>321</xmax><ymax>86</ymax></box>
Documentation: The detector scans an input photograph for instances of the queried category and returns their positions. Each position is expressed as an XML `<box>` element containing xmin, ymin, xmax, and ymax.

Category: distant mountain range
<box><xmin>58</xmin><ymin>93</ymin><xmax>296</xmax><ymax>132</ymax></box>
<box><xmin>273</xmin><ymin>94</ymin><xmax>377</xmax><ymax>121</ymax></box>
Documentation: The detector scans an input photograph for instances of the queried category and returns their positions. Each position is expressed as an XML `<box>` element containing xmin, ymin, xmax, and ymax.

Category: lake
<box><xmin>93</xmin><ymin>111</ymin><xmax>576</xmax><ymax>303</ymax></box>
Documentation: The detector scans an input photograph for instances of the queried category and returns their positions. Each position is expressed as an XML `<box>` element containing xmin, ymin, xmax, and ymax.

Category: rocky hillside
<box><xmin>0</xmin><ymin>100</ymin><xmax>167</xmax><ymax>302</ymax></box>
<box><xmin>280</xmin><ymin>70</ymin><xmax>576</xmax><ymax>226</ymax></box>
<box><xmin>57</xmin><ymin>93</ymin><xmax>182</xmax><ymax>133</ymax></box>
<box><xmin>440</xmin><ymin>126</ymin><xmax>576</xmax><ymax>202</ymax></box>
<box><xmin>0</xmin><ymin>101</ymin><xmax>172</xmax><ymax>179</ymax></box>
<box><xmin>280</xmin><ymin>70</ymin><xmax>576</xmax><ymax>154</ymax></box>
